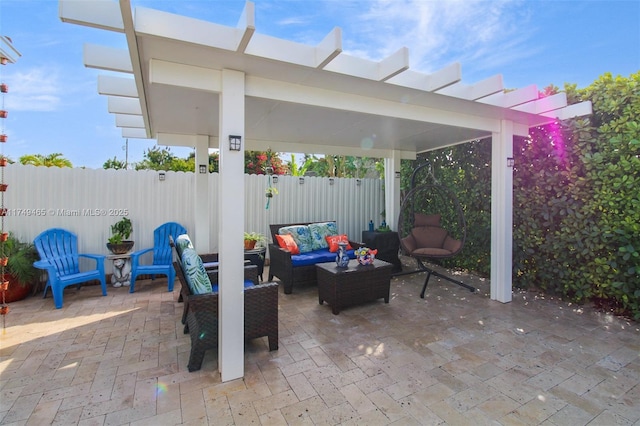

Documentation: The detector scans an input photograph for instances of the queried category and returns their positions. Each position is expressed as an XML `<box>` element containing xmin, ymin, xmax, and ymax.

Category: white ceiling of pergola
<box><xmin>60</xmin><ymin>0</ymin><xmax>591</xmax><ymax>159</ymax></box>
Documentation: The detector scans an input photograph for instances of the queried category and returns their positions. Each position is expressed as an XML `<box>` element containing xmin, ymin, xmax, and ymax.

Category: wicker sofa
<box><xmin>172</xmin><ymin>239</ymin><xmax>278</xmax><ymax>372</ymax></box>
<box><xmin>268</xmin><ymin>221</ymin><xmax>363</xmax><ymax>294</ymax></box>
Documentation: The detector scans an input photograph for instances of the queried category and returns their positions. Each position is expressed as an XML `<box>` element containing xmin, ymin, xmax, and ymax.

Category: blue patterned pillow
<box><xmin>279</xmin><ymin>225</ymin><xmax>314</xmax><ymax>253</ymax></box>
<box><xmin>308</xmin><ymin>222</ymin><xmax>338</xmax><ymax>250</ymax></box>
<box><xmin>175</xmin><ymin>234</ymin><xmax>193</xmax><ymax>258</ymax></box>
<box><xmin>180</xmin><ymin>247</ymin><xmax>212</xmax><ymax>295</ymax></box>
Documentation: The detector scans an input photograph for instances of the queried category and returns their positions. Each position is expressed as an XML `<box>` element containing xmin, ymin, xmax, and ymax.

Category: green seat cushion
<box><xmin>180</xmin><ymin>247</ymin><xmax>212</xmax><ymax>295</ymax></box>
<box><xmin>308</xmin><ymin>222</ymin><xmax>338</xmax><ymax>251</ymax></box>
<box><xmin>175</xmin><ymin>234</ymin><xmax>194</xmax><ymax>258</ymax></box>
<box><xmin>279</xmin><ymin>225</ymin><xmax>314</xmax><ymax>253</ymax></box>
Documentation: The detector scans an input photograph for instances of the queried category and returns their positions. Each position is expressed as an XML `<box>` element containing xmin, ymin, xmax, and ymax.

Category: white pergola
<box><xmin>60</xmin><ymin>0</ymin><xmax>591</xmax><ymax>381</ymax></box>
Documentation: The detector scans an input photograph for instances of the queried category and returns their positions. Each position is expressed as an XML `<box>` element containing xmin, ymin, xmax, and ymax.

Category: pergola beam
<box><xmin>84</xmin><ymin>43</ymin><xmax>132</xmax><ymax>73</ymax></box>
<box><xmin>59</xmin><ymin>0</ymin><xmax>124</xmax><ymax>32</ymax></box>
<box><xmin>108</xmin><ymin>96</ymin><xmax>142</xmax><ymax>115</ymax></box>
<box><xmin>98</xmin><ymin>75</ymin><xmax>138</xmax><ymax>97</ymax></box>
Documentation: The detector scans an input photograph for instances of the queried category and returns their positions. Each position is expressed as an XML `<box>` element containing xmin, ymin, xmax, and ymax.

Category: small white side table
<box><xmin>107</xmin><ymin>253</ymin><xmax>132</xmax><ymax>288</ymax></box>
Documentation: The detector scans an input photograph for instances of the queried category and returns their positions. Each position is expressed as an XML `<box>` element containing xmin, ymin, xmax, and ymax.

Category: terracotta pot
<box><xmin>0</xmin><ymin>184</ymin><xmax>7</xmax><ymax>192</ymax></box>
<box><xmin>0</xmin><ymin>111</ymin><xmax>7</xmax><ymax>119</ymax></box>
<box><xmin>0</xmin><ymin>275</ymin><xmax>34</xmax><ymax>303</ymax></box>
<box><xmin>244</xmin><ymin>239</ymin><xmax>257</xmax><ymax>250</ymax></box>
<box><xmin>0</xmin><ymin>134</ymin><xmax>6</xmax><ymax>143</ymax></box>
<box><xmin>0</xmin><ymin>84</ymin><xmax>7</xmax><ymax>93</ymax></box>
<box><xmin>0</xmin><ymin>232</ymin><xmax>7</xmax><ymax>242</ymax></box>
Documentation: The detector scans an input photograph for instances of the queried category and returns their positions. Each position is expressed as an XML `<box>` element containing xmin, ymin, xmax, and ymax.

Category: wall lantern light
<box><xmin>229</xmin><ymin>135</ymin><xmax>242</xmax><ymax>151</ymax></box>
<box><xmin>199</xmin><ymin>164</ymin><xmax>207</xmax><ymax>174</ymax></box>
<box><xmin>507</xmin><ymin>157</ymin><xmax>515</xmax><ymax>168</ymax></box>
<box><xmin>158</xmin><ymin>172</ymin><xmax>166</xmax><ymax>181</ymax></box>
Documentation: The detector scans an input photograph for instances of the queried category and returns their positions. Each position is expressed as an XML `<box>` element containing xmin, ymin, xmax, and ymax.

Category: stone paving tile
<box><xmin>1</xmin><ymin>261</ymin><xmax>639</xmax><ymax>425</ymax></box>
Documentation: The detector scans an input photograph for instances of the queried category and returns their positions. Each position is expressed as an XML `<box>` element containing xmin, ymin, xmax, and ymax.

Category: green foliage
<box><xmin>103</xmin><ymin>157</ymin><xmax>127</xmax><ymax>170</ymax></box>
<box><xmin>514</xmin><ymin>72</ymin><xmax>640</xmax><ymax>319</ymax></box>
<box><xmin>402</xmin><ymin>72</ymin><xmax>640</xmax><ymax>320</ymax></box>
<box><xmin>401</xmin><ymin>139</ymin><xmax>492</xmax><ymax>276</ymax></box>
<box><xmin>108</xmin><ymin>217</ymin><xmax>133</xmax><ymax>244</ymax></box>
<box><xmin>0</xmin><ymin>234</ymin><xmax>40</xmax><ymax>286</ymax></box>
<box><xmin>135</xmin><ymin>146</ymin><xmax>192</xmax><ymax>171</ymax></box>
<box><xmin>19</xmin><ymin>153</ymin><xmax>72</xmax><ymax>168</ymax></box>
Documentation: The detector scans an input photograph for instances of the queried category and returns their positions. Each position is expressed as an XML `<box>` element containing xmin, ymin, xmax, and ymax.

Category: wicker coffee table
<box><xmin>316</xmin><ymin>259</ymin><xmax>393</xmax><ymax>314</ymax></box>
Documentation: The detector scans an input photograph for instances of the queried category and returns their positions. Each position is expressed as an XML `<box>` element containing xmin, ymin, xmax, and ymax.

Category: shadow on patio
<box><xmin>1</xmin><ymin>258</ymin><xmax>639</xmax><ymax>425</ymax></box>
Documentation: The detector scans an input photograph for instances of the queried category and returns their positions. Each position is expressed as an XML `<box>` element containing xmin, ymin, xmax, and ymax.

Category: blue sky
<box><xmin>0</xmin><ymin>0</ymin><xmax>638</xmax><ymax>169</ymax></box>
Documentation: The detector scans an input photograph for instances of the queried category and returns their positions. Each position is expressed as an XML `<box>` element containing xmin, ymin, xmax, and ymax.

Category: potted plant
<box><xmin>107</xmin><ymin>217</ymin><xmax>134</xmax><ymax>254</ymax></box>
<box><xmin>243</xmin><ymin>232</ymin><xmax>265</xmax><ymax>250</ymax></box>
<box><xmin>265</xmin><ymin>187</ymin><xmax>278</xmax><ymax>198</ymax></box>
<box><xmin>0</xmin><ymin>234</ymin><xmax>40</xmax><ymax>303</ymax></box>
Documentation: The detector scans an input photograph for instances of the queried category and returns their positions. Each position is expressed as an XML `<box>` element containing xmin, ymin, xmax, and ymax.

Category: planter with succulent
<box><xmin>243</xmin><ymin>232</ymin><xmax>265</xmax><ymax>250</ymax></box>
<box><xmin>107</xmin><ymin>217</ymin><xmax>134</xmax><ymax>254</ymax></box>
<box><xmin>0</xmin><ymin>234</ymin><xmax>40</xmax><ymax>303</ymax></box>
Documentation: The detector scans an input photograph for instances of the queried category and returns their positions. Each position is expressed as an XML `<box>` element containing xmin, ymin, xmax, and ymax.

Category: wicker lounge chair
<box><xmin>173</xmin><ymin>257</ymin><xmax>278</xmax><ymax>372</ymax></box>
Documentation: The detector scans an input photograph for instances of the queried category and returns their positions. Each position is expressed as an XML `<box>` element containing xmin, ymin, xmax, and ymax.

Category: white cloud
<box><xmin>343</xmin><ymin>0</ymin><xmax>537</xmax><ymax>79</ymax></box>
<box><xmin>4</xmin><ymin>67</ymin><xmax>63</xmax><ymax>112</ymax></box>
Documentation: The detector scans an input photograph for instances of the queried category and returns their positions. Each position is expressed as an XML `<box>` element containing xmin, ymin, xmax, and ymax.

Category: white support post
<box><xmin>490</xmin><ymin>120</ymin><xmax>514</xmax><ymax>303</ymax></box>
<box><xmin>218</xmin><ymin>69</ymin><xmax>246</xmax><ymax>381</ymax></box>
<box><xmin>384</xmin><ymin>153</ymin><xmax>402</xmax><ymax>231</ymax></box>
<box><xmin>194</xmin><ymin>135</ymin><xmax>210</xmax><ymax>253</ymax></box>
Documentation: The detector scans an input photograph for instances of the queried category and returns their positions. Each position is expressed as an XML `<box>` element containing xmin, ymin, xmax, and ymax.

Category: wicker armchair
<box><xmin>173</xmin><ymin>259</ymin><xmax>279</xmax><ymax>372</ymax></box>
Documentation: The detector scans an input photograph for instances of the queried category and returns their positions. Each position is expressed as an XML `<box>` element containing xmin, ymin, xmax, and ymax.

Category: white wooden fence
<box><xmin>4</xmin><ymin>165</ymin><xmax>384</xmax><ymax>272</ymax></box>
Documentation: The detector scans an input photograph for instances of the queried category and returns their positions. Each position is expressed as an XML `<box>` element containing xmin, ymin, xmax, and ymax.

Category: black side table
<box><xmin>244</xmin><ymin>247</ymin><xmax>266</xmax><ymax>282</ymax></box>
<box><xmin>362</xmin><ymin>231</ymin><xmax>402</xmax><ymax>273</ymax></box>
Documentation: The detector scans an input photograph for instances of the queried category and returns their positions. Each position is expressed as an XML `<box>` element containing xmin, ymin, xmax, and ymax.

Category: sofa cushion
<box><xmin>211</xmin><ymin>279</ymin><xmax>255</xmax><ymax>293</ymax></box>
<box><xmin>411</xmin><ymin>226</ymin><xmax>448</xmax><ymax>249</ymax></box>
<box><xmin>414</xmin><ymin>213</ymin><xmax>441</xmax><ymax>227</ymax></box>
<box><xmin>325</xmin><ymin>234</ymin><xmax>353</xmax><ymax>252</ymax></box>
<box><xmin>275</xmin><ymin>234</ymin><xmax>300</xmax><ymax>254</ymax></box>
<box><xmin>291</xmin><ymin>248</ymin><xmax>356</xmax><ymax>267</ymax></box>
<box><xmin>175</xmin><ymin>234</ymin><xmax>194</xmax><ymax>258</ymax></box>
<box><xmin>308</xmin><ymin>222</ymin><xmax>338</xmax><ymax>250</ymax></box>
<box><xmin>181</xmin><ymin>247</ymin><xmax>212</xmax><ymax>295</ymax></box>
<box><xmin>279</xmin><ymin>225</ymin><xmax>314</xmax><ymax>253</ymax></box>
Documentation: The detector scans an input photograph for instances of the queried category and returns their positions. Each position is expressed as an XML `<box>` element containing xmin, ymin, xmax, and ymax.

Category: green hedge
<box><xmin>403</xmin><ymin>72</ymin><xmax>640</xmax><ymax>319</ymax></box>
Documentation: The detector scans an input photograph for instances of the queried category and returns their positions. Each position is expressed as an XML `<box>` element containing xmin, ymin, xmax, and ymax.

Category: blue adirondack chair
<box><xmin>33</xmin><ymin>228</ymin><xmax>107</xmax><ymax>309</ymax></box>
<box><xmin>129</xmin><ymin>222</ymin><xmax>187</xmax><ymax>293</ymax></box>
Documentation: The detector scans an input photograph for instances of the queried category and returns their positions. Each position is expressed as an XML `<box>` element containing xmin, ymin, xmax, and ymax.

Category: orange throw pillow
<box><xmin>275</xmin><ymin>234</ymin><xmax>300</xmax><ymax>254</ymax></box>
<box><xmin>326</xmin><ymin>234</ymin><xmax>352</xmax><ymax>252</ymax></box>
